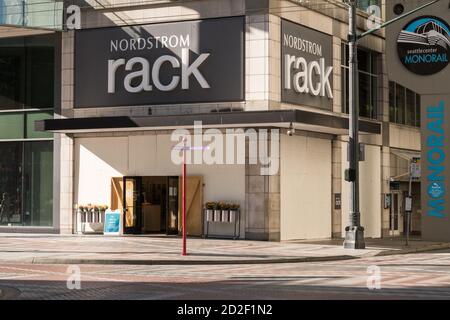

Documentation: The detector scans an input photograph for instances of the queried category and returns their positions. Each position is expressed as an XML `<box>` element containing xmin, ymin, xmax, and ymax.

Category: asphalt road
<box><xmin>1</xmin><ymin>250</ymin><xmax>450</xmax><ymax>300</ymax></box>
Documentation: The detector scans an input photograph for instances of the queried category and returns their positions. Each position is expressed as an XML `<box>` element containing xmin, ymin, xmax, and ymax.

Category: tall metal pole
<box><xmin>182</xmin><ymin>139</ymin><xmax>187</xmax><ymax>256</ymax></box>
<box><xmin>340</xmin><ymin>0</ymin><xmax>440</xmax><ymax>249</ymax></box>
<box><xmin>406</xmin><ymin>162</ymin><xmax>413</xmax><ymax>246</ymax></box>
<box><xmin>344</xmin><ymin>0</ymin><xmax>365</xmax><ymax>249</ymax></box>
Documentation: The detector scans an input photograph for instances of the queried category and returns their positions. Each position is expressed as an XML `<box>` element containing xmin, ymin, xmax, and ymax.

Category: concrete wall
<box><xmin>74</xmin><ymin>133</ymin><xmax>246</xmax><ymax>237</ymax></box>
<box><xmin>280</xmin><ymin>134</ymin><xmax>332</xmax><ymax>240</ymax></box>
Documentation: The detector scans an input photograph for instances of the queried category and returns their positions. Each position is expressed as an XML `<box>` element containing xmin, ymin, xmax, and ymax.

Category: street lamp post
<box><xmin>342</xmin><ymin>0</ymin><xmax>441</xmax><ymax>249</ymax></box>
<box><xmin>344</xmin><ymin>0</ymin><xmax>365</xmax><ymax>249</ymax></box>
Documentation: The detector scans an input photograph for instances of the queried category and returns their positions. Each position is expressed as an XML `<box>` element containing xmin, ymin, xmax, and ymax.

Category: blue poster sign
<box><xmin>103</xmin><ymin>209</ymin><xmax>122</xmax><ymax>235</ymax></box>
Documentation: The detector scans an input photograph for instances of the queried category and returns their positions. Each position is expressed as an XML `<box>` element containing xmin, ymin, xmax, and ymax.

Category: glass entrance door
<box><xmin>166</xmin><ymin>176</ymin><xmax>179</xmax><ymax>235</ymax></box>
<box><xmin>123</xmin><ymin>176</ymin><xmax>142</xmax><ymax>234</ymax></box>
<box><xmin>390</xmin><ymin>193</ymin><xmax>400</xmax><ymax>235</ymax></box>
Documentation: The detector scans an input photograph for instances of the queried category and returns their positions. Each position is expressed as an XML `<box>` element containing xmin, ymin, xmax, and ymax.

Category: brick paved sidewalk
<box><xmin>0</xmin><ymin>233</ymin><xmax>448</xmax><ymax>265</ymax></box>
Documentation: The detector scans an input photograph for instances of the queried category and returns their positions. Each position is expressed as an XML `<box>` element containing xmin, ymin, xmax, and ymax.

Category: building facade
<box><xmin>0</xmin><ymin>0</ymin><xmax>422</xmax><ymax>241</ymax></box>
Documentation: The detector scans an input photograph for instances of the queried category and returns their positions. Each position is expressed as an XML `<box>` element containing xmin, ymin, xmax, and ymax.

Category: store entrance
<box><xmin>389</xmin><ymin>192</ymin><xmax>403</xmax><ymax>236</ymax></box>
<box><xmin>111</xmin><ymin>175</ymin><xmax>203</xmax><ymax>236</ymax></box>
<box><xmin>121</xmin><ymin>176</ymin><xmax>179</xmax><ymax>235</ymax></box>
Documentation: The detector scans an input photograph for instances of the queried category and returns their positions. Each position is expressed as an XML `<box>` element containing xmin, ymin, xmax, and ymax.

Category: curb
<box><xmin>28</xmin><ymin>255</ymin><xmax>358</xmax><ymax>266</ymax></box>
<box><xmin>374</xmin><ymin>243</ymin><xmax>450</xmax><ymax>257</ymax></box>
<box><xmin>0</xmin><ymin>286</ymin><xmax>21</xmax><ymax>300</ymax></box>
<box><xmin>1</xmin><ymin>244</ymin><xmax>449</xmax><ymax>266</ymax></box>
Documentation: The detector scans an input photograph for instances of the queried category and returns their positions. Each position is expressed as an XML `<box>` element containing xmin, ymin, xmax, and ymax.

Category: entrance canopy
<box><xmin>391</xmin><ymin>149</ymin><xmax>421</xmax><ymax>162</ymax></box>
<box><xmin>390</xmin><ymin>148</ymin><xmax>421</xmax><ymax>182</ymax></box>
<box><xmin>36</xmin><ymin>110</ymin><xmax>381</xmax><ymax>136</ymax></box>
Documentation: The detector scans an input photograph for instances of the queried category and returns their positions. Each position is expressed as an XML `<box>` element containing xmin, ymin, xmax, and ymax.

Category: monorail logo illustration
<box><xmin>397</xmin><ymin>16</ymin><xmax>450</xmax><ymax>75</ymax></box>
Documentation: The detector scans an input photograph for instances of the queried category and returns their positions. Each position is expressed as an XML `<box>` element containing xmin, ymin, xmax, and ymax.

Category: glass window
<box><xmin>0</xmin><ymin>33</ymin><xmax>54</xmax><ymax>227</ymax></box>
<box><xmin>342</xmin><ymin>67</ymin><xmax>349</xmax><ymax>114</ymax></box>
<box><xmin>341</xmin><ymin>44</ymin><xmax>379</xmax><ymax>119</ymax></box>
<box><xmin>389</xmin><ymin>81</ymin><xmax>421</xmax><ymax>127</ymax></box>
<box><xmin>0</xmin><ymin>142</ymin><xmax>22</xmax><ymax>225</ymax></box>
<box><xmin>0</xmin><ymin>34</ymin><xmax>54</xmax><ymax>111</ymax></box>
<box><xmin>371</xmin><ymin>74</ymin><xmax>377</xmax><ymax>118</ymax></box>
<box><xmin>26</xmin><ymin>37</ymin><xmax>55</xmax><ymax>109</ymax></box>
<box><xmin>0</xmin><ymin>112</ymin><xmax>24</xmax><ymax>139</ymax></box>
<box><xmin>359</xmin><ymin>73</ymin><xmax>371</xmax><ymax>118</ymax></box>
<box><xmin>358</xmin><ymin>0</ymin><xmax>381</xmax><ymax>12</ymax></box>
<box><xmin>406</xmin><ymin>89</ymin><xmax>416</xmax><ymax>126</ymax></box>
<box><xmin>389</xmin><ymin>81</ymin><xmax>395</xmax><ymax>122</ymax></box>
<box><xmin>0</xmin><ymin>45</ymin><xmax>25</xmax><ymax>110</ymax></box>
<box><xmin>26</xmin><ymin>111</ymin><xmax>53</xmax><ymax>139</ymax></box>
<box><xmin>0</xmin><ymin>0</ymin><xmax>63</xmax><ymax>30</ymax></box>
<box><xmin>358</xmin><ymin>50</ymin><xmax>371</xmax><ymax>73</ymax></box>
<box><xmin>395</xmin><ymin>83</ymin><xmax>405</xmax><ymax>125</ymax></box>
<box><xmin>0</xmin><ymin>141</ymin><xmax>53</xmax><ymax>226</ymax></box>
<box><xmin>23</xmin><ymin>141</ymin><xmax>53</xmax><ymax>227</ymax></box>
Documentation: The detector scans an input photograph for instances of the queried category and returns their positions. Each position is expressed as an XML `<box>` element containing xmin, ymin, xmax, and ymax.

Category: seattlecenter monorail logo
<box><xmin>74</xmin><ymin>17</ymin><xmax>244</xmax><ymax>108</ymax></box>
<box><xmin>397</xmin><ymin>16</ymin><xmax>450</xmax><ymax>75</ymax></box>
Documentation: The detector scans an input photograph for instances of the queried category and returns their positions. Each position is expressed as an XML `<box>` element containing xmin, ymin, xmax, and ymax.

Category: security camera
<box><xmin>393</xmin><ymin>3</ymin><xmax>404</xmax><ymax>15</ymax></box>
<box><xmin>287</xmin><ymin>123</ymin><xmax>295</xmax><ymax>136</ymax></box>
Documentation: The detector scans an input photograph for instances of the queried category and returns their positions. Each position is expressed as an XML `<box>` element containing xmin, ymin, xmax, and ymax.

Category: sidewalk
<box><xmin>0</xmin><ymin>233</ymin><xmax>448</xmax><ymax>265</ymax></box>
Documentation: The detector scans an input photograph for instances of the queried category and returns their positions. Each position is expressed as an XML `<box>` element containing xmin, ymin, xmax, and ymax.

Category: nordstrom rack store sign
<box><xmin>281</xmin><ymin>19</ymin><xmax>334</xmax><ymax>110</ymax></box>
<box><xmin>74</xmin><ymin>17</ymin><xmax>244</xmax><ymax>108</ymax></box>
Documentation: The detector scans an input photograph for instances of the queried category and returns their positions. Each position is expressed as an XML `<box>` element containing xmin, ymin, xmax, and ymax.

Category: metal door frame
<box><xmin>122</xmin><ymin>176</ymin><xmax>142</xmax><ymax>234</ymax></box>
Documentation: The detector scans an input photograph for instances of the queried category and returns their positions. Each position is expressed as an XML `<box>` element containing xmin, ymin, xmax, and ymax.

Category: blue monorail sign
<box><xmin>426</xmin><ymin>101</ymin><xmax>446</xmax><ymax>219</ymax></box>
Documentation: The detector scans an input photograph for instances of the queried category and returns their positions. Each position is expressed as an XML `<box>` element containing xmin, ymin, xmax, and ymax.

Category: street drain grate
<box><xmin>0</xmin><ymin>286</ymin><xmax>22</xmax><ymax>300</ymax></box>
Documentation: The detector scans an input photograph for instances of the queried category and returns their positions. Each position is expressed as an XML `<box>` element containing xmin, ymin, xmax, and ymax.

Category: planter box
<box><xmin>82</xmin><ymin>222</ymin><xmax>104</xmax><ymax>234</ymax></box>
<box><xmin>221</xmin><ymin>210</ymin><xmax>229</xmax><ymax>222</ymax></box>
<box><xmin>229</xmin><ymin>210</ymin><xmax>238</xmax><ymax>223</ymax></box>
<box><xmin>206</xmin><ymin>210</ymin><xmax>214</xmax><ymax>222</ymax></box>
<box><xmin>213</xmin><ymin>210</ymin><xmax>221</xmax><ymax>222</ymax></box>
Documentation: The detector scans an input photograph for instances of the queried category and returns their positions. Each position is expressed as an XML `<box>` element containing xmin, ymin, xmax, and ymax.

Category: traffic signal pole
<box><xmin>343</xmin><ymin>0</ymin><xmax>440</xmax><ymax>249</ymax></box>
<box><xmin>344</xmin><ymin>0</ymin><xmax>365</xmax><ymax>249</ymax></box>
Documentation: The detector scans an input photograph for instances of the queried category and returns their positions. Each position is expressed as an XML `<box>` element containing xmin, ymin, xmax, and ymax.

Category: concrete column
<box><xmin>379</xmin><ymin>45</ymin><xmax>390</xmax><ymax>122</ymax></box>
<box><xmin>268</xmin><ymin>14</ymin><xmax>281</xmax><ymax>109</ymax></box>
<box><xmin>332</xmin><ymin>139</ymin><xmax>343</xmax><ymax>238</ymax></box>
<box><xmin>245</xmin><ymin>14</ymin><xmax>270</xmax><ymax>111</ymax></box>
<box><xmin>381</xmin><ymin>146</ymin><xmax>391</xmax><ymax>237</ymax></box>
<box><xmin>333</xmin><ymin>36</ymin><xmax>343</xmax><ymax>114</ymax></box>
<box><xmin>245</xmin><ymin>129</ymin><xmax>280</xmax><ymax>241</ymax></box>
<box><xmin>55</xmin><ymin>30</ymin><xmax>75</xmax><ymax>234</ymax></box>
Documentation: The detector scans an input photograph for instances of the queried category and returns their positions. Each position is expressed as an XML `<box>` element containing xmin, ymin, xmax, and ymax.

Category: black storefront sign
<box><xmin>397</xmin><ymin>15</ymin><xmax>450</xmax><ymax>76</ymax></box>
<box><xmin>281</xmin><ymin>19</ymin><xmax>333</xmax><ymax>110</ymax></box>
<box><xmin>74</xmin><ymin>17</ymin><xmax>244</xmax><ymax>108</ymax></box>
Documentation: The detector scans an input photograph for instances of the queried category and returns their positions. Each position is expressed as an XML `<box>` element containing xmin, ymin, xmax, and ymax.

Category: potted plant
<box><xmin>205</xmin><ymin>202</ymin><xmax>215</xmax><ymax>222</ymax></box>
<box><xmin>229</xmin><ymin>203</ymin><xmax>240</xmax><ymax>223</ymax></box>
<box><xmin>214</xmin><ymin>202</ymin><xmax>222</xmax><ymax>221</ymax></box>
<box><xmin>221</xmin><ymin>202</ymin><xmax>230</xmax><ymax>223</ymax></box>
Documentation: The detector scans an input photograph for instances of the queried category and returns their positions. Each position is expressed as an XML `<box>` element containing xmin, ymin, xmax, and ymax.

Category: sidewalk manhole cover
<box><xmin>0</xmin><ymin>286</ymin><xmax>21</xmax><ymax>300</ymax></box>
